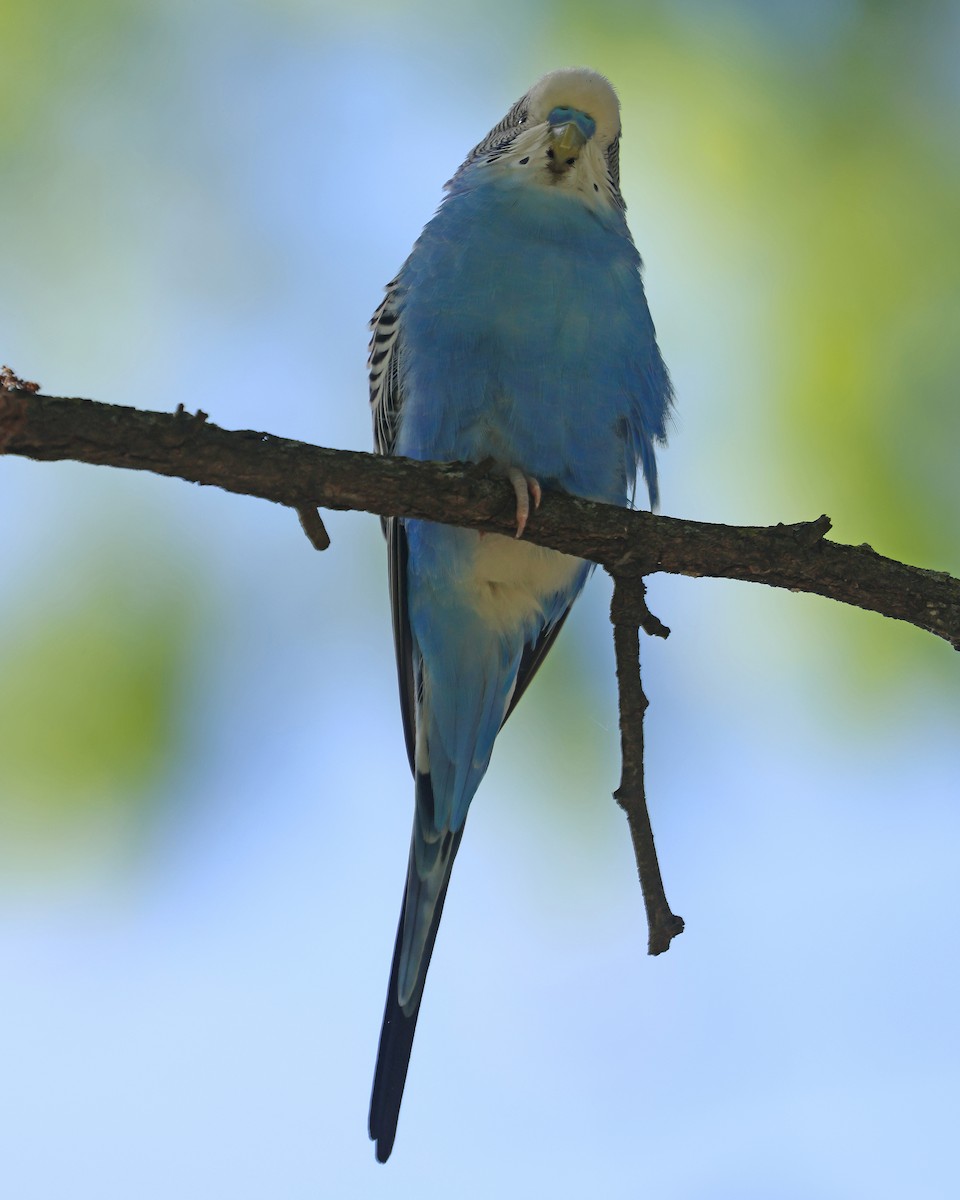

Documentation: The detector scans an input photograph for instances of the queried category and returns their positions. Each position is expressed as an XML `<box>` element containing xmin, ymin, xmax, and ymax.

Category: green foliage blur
<box><xmin>0</xmin><ymin>529</ymin><xmax>206</xmax><ymax>866</ymax></box>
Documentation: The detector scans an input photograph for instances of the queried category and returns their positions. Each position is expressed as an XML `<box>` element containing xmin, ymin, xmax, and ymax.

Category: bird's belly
<box><xmin>467</xmin><ymin>533</ymin><xmax>582</xmax><ymax>633</ymax></box>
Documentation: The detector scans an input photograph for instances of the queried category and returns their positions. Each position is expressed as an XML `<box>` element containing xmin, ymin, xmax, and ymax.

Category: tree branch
<box><xmin>3</xmin><ymin>387</ymin><xmax>958</xmax><ymax>956</ymax></box>
<box><xmin>2</xmin><ymin>391</ymin><xmax>956</xmax><ymax>648</ymax></box>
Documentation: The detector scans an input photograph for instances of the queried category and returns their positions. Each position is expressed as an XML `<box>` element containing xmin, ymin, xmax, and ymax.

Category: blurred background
<box><xmin>1</xmin><ymin>1</ymin><xmax>958</xmax><ymax>1196</ymax></box>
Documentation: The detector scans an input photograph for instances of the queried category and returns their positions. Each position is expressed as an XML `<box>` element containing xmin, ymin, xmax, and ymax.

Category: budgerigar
<box><xmin>367</xmin><ymin>67</ymin><xmax>672</xmax><ymax>1162</ymax></box>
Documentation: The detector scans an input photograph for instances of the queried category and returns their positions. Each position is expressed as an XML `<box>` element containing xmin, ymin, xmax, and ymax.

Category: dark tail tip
<box><xmin>369</xmin><ymin>917</ymin><xmax>418</xmax><ymax>1164</ymax></box>
<box><xmin>369</xmin><ymin>993</ymin><xmax>417</xmax><ymax>1161</ymax></box>
<box><xmin>370</xmin><ymin>1003</ymin><xmax>414</xmax><ymax>1163</ymax></box>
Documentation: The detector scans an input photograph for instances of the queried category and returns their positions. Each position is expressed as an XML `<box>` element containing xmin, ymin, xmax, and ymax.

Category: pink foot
<box><xmin>503</xmin><ymin>466</ymin><xmax>542</xmax><ymax>538</ymax></box>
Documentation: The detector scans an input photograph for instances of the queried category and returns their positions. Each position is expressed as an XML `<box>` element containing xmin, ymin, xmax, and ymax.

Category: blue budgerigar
<box><xmin>368</xmin><ymin>67</ymin><xmax>672</xmax><ymax>1161</ymax></box>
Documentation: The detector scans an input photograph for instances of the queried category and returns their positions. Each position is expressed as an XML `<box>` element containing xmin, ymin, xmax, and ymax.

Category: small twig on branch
<box><xmin>296</xmin><ymin>506</ymin><xmax>331</xmax><ymax>551</ymax></box>
<box><xmin>611</xmin><ymin>579</ymin><xmax>684</xmax><ymax>955</ymax></box>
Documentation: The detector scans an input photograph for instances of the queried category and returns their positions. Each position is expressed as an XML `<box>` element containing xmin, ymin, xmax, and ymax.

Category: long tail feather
<box><xmin>369</xmin><ymin>789</ymin><xmax>464</xmax><ymax>1163</ymax></box>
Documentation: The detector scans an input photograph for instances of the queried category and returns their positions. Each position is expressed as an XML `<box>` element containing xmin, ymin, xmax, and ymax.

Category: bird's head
<box><xmin>458</xmin><ymin>68</ymin><xmax>625</xmax><ymax>209</ymax></box>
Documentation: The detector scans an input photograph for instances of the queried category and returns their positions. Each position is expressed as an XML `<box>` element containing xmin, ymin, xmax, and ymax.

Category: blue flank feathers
<box><xmin>367</xmin><ymin>68</ymin><xmax>672</xmax><ymax>1162</ymax></box>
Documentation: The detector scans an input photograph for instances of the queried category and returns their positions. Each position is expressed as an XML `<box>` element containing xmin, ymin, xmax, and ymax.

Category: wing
<box><xmin>388</xmin><ymin>517</ymin><xmax>417</xmax><ymax>775</ymax></box>
<box><xmin>369</xmin><ymin>276</ymin><xmax>403</xmax><ymax>460</ymax></box>
<box><xmin>370</xmin><ymin>278</ymin><xmax>419</xmax><ymax>775</ymax></box>
<box><xmin>501</xmin><ymin>553</ymin><xmax>593</xmax><ymax>726</ymax></box>
<box><xmin>501</xmin><ymin>604</ymin><xmax>574</xmax><ymax>727</ymax></box>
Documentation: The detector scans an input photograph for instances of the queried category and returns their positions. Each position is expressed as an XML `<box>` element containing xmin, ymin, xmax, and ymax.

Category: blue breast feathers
<box><xmin>394</xmin><ymin>170</ymin><xmax>670</xmax><ymax>509</ymax></box>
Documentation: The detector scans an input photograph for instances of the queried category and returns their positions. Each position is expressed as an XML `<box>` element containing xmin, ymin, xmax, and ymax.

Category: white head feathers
<box><xmin>524</xmin><ymin>68</ymin><xmax>621</xmax><ymax>148</ymax></box>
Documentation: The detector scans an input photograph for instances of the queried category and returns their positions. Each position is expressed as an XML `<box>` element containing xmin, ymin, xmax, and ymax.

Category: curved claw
<box><xmin>504</xmin><ymin>467</ymin><xmax>542</xmax><ymax>538</ymax></box>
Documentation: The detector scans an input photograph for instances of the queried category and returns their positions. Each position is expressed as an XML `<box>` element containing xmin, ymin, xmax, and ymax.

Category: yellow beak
<box><xmin>548</xmin><ymin>121</ymin><xmax>588</xmax><ymax>168</ymax></box>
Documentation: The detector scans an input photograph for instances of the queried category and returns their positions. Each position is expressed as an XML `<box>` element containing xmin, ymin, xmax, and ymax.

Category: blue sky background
<box><xmin>1</xmin><ymin>2</ymin><xmax>958</xmax><ymax>1197</ymax></box>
